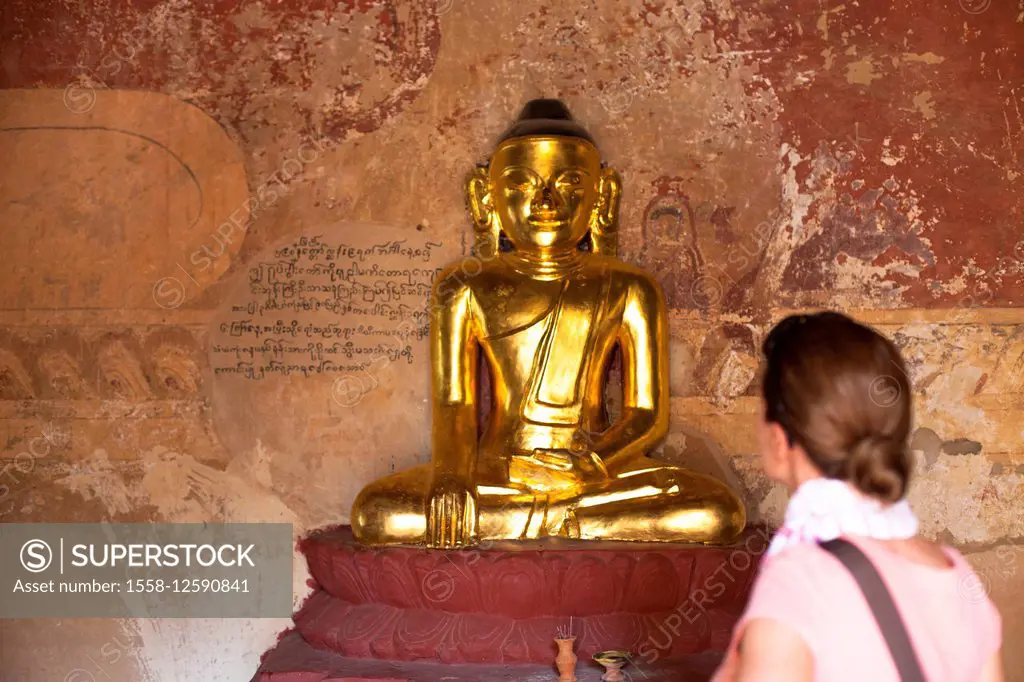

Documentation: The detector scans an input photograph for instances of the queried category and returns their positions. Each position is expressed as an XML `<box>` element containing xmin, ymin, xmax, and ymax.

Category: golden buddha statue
<box><xmin>351</xmin><ymin>100</ymin><xmax>745</xmax><ymax>548</ymax></box>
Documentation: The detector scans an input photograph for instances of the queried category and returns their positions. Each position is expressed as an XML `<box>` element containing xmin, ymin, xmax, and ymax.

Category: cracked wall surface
<box><xmin>0</xmin><ymin>0</ymin><xmax>1022</xmax><ymax>679</ymax></box>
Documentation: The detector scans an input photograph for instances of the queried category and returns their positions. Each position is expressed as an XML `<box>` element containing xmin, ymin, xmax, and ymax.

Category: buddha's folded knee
<box><xmin>671</xmin><ymin>496</ymin><xmax>745</xmax><ymax>542</ymax></box>
<box><xmin>666</xmin><ymin>477</ymin><xmax>746</xmax><ymax>542</ymax></box>
<box><xmin>608</xmin><ymin>466</ymin><xmax>747</xmax><ymax>543</ymax></box>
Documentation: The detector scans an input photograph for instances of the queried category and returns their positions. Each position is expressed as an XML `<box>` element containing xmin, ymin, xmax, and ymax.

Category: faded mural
<box><xmin>0</xmin><ymin>0</ymin><xmax>1022</xmax><ymax>679</ymax></box>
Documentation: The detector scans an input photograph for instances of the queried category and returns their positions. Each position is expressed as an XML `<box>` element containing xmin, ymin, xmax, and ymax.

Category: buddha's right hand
<box><xmin>426</xmin><ymin>474</ymin><xmax>479</xmax><ymax>548</ymax></box>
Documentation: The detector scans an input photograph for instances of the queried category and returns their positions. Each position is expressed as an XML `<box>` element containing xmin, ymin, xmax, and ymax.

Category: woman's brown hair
<box><xmin>761</xmin><ymin>312</ymin><xmax>913</xmax><ymax>502</ymax></box>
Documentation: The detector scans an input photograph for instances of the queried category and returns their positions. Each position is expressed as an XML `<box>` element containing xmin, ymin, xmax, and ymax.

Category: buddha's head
<box><xmin>467</xmin><ymin>99</ymin><xmax>621</xmax><ymax>257</ymax></box>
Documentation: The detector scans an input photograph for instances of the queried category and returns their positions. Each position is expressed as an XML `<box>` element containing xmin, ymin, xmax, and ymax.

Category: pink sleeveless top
<box><xmin>712</xmin><ymin>536</ymin><xmax>1002</xmax><ymax>682</ymax></box>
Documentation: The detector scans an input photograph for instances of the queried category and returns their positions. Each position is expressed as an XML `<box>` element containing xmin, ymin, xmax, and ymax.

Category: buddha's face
<box><xmin>488</xmin><ymin>136</ymin><xmax>602</xmax><ymax>252</ymax></box>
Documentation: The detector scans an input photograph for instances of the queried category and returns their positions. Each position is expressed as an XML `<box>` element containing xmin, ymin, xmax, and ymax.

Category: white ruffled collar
<box><xmin>765</xmin><ymin>477</ymin><xmax>919</xmax><ymax>559</ymax></box>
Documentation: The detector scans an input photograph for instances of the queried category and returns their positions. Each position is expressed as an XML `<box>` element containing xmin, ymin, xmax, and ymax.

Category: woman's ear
<box><xmin>761</xmin><ymin>420</ymin><xmax>795</xmax><ymax>484</ymax></box>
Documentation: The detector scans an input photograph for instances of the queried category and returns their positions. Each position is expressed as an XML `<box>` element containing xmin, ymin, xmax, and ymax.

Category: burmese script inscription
<box><xmin>210</xmin><ymin>232</ymin><xmax>446</xmax><ymax>402</ymax></box>
<box><xmin>206</xmin><ymin>224</ymin><xmax>454</xmax><ymax>500</ymax></box>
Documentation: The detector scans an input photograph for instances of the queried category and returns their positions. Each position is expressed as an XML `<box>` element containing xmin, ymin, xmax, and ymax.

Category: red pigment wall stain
<box><xmin>0</xmin><ymin>0</ymin><xmax>441</xmax><ymax>141</ymax></box>
<box><xmin>2</xmin><ymin>0</ymin><xmax>1021</xmax><ymax>307</ymax></box>
<box><xmin>744</xmin><ymin>0</ymin><xmax>1023</xmax><ymax>306</ymax></box>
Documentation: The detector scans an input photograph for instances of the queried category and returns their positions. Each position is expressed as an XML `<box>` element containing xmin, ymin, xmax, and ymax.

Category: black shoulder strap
<box><xmin>818</xmin><ymin>538</ymin><xmax>926</xmax><ymax>682</ymax></box>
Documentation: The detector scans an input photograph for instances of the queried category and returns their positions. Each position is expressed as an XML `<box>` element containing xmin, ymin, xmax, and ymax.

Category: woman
<box><xmin>712</xmin><ymin>312</ymin><xmax>1003</xmax><ymax>682</ymax></box>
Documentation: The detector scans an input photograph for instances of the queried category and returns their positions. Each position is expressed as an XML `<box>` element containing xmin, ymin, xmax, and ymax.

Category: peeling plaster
<box><xmin>913</xmin><ymin>91</ymin><xmax>937</xmax><ymax>119</ymax></box>
<box><xmin>941</xmin><ymin>438</ymin><xmax>984</xmax><ymax>456</ymax></box>
<box><xmin>911</xmin><ymin>452</ymin><xmax>1024</xmax><ymax>544</ymax></box>
<box><xmin>55</xmin><ymin>446</ymin><xmax>311</xmax><ymax>680</ymax></box>
<box><xmin>846</xmin><ymin>57</ymin><xmax>882</xmax><ymax>85</ymax></box>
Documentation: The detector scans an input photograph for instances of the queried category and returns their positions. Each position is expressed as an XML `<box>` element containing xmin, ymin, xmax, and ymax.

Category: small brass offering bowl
<box><xmin>593</xmin><ymin>650</ymin><xmax>630</xmax><ymax>665</ymax></box>
<box><xmin>593</xmin><ymin>650</ymin><xmax>631</xmax><ymax>681</ymax></box>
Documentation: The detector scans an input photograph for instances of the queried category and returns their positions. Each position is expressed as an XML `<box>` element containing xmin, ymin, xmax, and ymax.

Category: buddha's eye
<box><xmin>556</xmin><ymin>171</ymin><xmax>585</xmax><ymax>188</ymax></box>
<box><xmin>501</xmin><ymin>168</ymin><xmax>539</xmax><ymax>194</ymax></box>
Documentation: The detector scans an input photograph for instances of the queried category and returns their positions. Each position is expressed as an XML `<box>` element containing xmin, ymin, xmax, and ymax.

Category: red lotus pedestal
<box><xmin>255</xmin><ymin>526</ymin><xmax>769</xmax><ymax>681</ymax></box>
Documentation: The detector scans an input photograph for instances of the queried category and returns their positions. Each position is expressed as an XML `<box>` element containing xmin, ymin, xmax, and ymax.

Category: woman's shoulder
<box><xmin>756</xmin><ymin>536</ymin><xmax>968</xmax><ymax>588</ymax></box>
<box><xmin>747</xmin><ymin>544</ymin><xmax>839</xmax><ymax>605</ymax></box>
<box><xmin>759</xmin><ymin>541</ymin><xmax>848</xmax><ymax>575</ymax></box>
<box><xmin>740</xmin><ymin>537</ymin><xmax>1002</xmax><ymax>675</ymax></box>
<box><xmin>757</xmin><ymin>536</ymin><xmax>997</xmax><ymax>620</ymax></box>
<box><xmin>770</xmin><ymin>532</ymin><xmax>966</xmax><ymax>569</ymax></box>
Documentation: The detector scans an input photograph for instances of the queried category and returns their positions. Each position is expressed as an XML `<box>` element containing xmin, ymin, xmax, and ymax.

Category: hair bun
<box><xmin>760</xmin><ymin>312</ymin><xmax>914</xmax><ymax>502</ymax></box>
<box><xmin>846</xmin><ymin>434</ymin><xmax>909</xmax><ymax>503</ymax></box>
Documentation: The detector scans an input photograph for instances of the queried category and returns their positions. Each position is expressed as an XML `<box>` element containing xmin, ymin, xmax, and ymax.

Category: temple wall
<box><xmin>1</xmin><ymin>0</ymin><xmax>1021</xmax><ymax>679</ymax></box>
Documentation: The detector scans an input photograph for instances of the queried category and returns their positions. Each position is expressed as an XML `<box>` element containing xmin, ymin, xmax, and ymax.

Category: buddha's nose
<box><xmin>534</xmin><ymin>185</ymin><xmax>559</xmax><ymax>212</ymax></box>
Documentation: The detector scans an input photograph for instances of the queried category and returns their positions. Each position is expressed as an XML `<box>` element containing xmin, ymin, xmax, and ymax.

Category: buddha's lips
<box><xmin>527</xmin><ymin>216</ymin><xmax>569</xmax><ymax>229</ymax></box>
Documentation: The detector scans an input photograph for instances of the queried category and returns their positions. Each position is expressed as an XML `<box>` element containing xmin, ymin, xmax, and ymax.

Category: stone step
<box><xmin>253</xmin><ymin>631</ymin><xmax>725</xmax><ymax>682</ymax></box>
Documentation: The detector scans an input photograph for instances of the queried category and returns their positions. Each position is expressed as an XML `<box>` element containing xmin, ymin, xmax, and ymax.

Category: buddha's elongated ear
<box><xmin>465</xmin><ymin>165</ymin><xmax>501</xmax><ymax>258</ymax></box>
<box><xmin>591</xmin><ymin>166</ymin><xmax>622</xmax><ymax>257</ymax></box>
